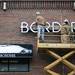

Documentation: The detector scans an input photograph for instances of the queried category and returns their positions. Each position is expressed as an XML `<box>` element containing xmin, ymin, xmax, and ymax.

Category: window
<box><xmin>0</xmin><ymin>44</ymin><xmax>33</xmax><ymax>72</ymax></box>
<box><xmin>0</xmin><ymin>58</ymin><xmax>30</xmax><ymax>72</ymax></box>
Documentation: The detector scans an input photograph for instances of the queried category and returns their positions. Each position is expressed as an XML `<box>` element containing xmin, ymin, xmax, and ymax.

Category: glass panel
<box><xmin>9</xmin><ymin>64</ymin><xmax>28</xmax><ymax>71</ymax></box>
<box><xmin>0</xmin><ymin>59</ymin><xmax>8</xmax><ymax>72</ymax></box>
<box><xmin>0</xmin><ymin>64</ymin><xmax>8</xmax><ymax>71</ymax></box>
<box><xmin>9</xmin><ymin>59</ymin><xmax>29</xmax><ymax>72</ymax></box>
<box><xmin>0</xmin><ymin>59</ymin><xmax>29</xmax><ymax>72</ymax></box>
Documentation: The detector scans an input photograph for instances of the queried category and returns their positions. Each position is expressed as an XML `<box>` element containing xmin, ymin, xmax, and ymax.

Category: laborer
<box><xmin>61</xmin><ymin>19</ymin><xmax>71</xmax><ymax>43</ymax></box>
<box><xmin>36</xmin><ymin>12</ymin><xmax>46</xmax><ymax>41</ymax></box>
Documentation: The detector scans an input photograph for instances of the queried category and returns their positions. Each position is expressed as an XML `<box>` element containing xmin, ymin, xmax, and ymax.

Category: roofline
<box><xmin>0</xmin><ymin>0</ymin><xmax>74</xmax><ymax>1</ymax></box>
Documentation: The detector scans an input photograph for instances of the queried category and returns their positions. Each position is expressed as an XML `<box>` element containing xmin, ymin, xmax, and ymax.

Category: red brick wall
<box><xmin>0</xmin><ymin>9</ymin><xmax>75</xmax><ymax>43</ymax></box>
<box><xmin>0</xmin><ymin>9</ymin><xmax>75</xmax><ymax>45</ymax></box>
<box><xmin>0</xmin><ymin>9</ymin><xmax>75</xmax><ymax>75</ymax></box>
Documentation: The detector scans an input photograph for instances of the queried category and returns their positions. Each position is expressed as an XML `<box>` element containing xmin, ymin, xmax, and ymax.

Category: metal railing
<box><xmin>39</xmin><ymin>34</ymin><xmax>75</xmax><ymax>43</ymax></box>
<box><xmin>0</xmin><ymin>1</ymin><xmax>74</xmax><ymax>9</ymax></box>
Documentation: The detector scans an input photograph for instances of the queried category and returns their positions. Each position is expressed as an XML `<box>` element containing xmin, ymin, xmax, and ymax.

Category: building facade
<box><xmin>0</xmin><ymin>0</ymin><xmax>75</xmax><ymax>75</ymax></box>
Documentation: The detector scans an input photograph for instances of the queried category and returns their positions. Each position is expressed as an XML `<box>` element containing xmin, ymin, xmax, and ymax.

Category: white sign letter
<box><xmin>52</xmin><ymin>22</ymin><xmax>61</xmax><ymax>33</ymax></box>
<box><xmin>21</xmin><ymin>22</ymin><xmax>29</xmax><ymax>33</ymax></box>
<box><xmin>30</xmin><ymin>22</ymin><xmax>37</xmax><ymax>33</ymax></box>
<box><xmin>71</xmin><ymin>22</ymin><xmax>75</xmax><ymax>32</ymax></box>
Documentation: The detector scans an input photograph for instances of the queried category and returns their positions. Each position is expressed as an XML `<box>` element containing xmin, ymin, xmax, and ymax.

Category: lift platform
<box><xmin>37</xmin><ymin>33</ymin><xmax>75</xmax><ymax>75</ymax></box>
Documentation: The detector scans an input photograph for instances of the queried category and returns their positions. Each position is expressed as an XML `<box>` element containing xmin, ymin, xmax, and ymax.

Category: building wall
<box><xmin>0</xmin><ymin>1</ymin><xmax>75</xmax><ymax>75</ymax></box>
<box><xmin>0</xmin><ymin>9</ymin><xmax>75</xmax><ymax>45</ymax></box>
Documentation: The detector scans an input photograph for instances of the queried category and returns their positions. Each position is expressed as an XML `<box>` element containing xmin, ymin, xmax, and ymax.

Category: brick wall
<box><xmin>0</xmin><ymin>7</ymin><xmax>75</xmax><ymax>75</ymax></box>
<box><xmin>0</xmin><ymin>9</ymin><xmax>75</xmax><ymax>45</ymax></box>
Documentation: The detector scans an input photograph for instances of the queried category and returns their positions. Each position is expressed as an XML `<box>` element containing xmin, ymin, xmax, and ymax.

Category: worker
<box><xmin>61</xmin><ymin>19</ymin><xmax>71</xmax><ymax>43</ymax></box>
<box><xmin>36</xmin><ymin>12</ymin><xmax>46</xmax><ymax>41</ymax></box>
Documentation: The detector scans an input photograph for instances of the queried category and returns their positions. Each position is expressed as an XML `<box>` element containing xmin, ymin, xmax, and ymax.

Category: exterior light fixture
<box><xmin>73</xmin><ymin>2</ymin><xmax>75</xmax><ymax>10</ymax></box>
<box><xmin>3</xmin><ymin>2</ymin><xmax>7</xmax><ymax>11</ymax></box>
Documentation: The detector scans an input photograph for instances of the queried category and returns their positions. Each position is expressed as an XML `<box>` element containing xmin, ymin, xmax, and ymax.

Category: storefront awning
<box><xmin>0</xmin><ymin>45</ymin><xmax>32</xmax><ymax>58</ymax></box>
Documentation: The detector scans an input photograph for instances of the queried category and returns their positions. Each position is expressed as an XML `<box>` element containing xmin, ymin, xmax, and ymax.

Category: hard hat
<box><xmin>36</xmin><ymin>12</ymin><xmax>40</xmax><ymax>15</ymax></box>
<box><xmin>64</xmin><ymin>19</ymin><xmax>69</xmax><ymax>23</ymax></box>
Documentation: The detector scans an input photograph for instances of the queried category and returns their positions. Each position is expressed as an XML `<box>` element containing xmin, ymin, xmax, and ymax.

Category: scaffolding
<box><xmin>37</xmin><ymin>33</ymin><xmax>75</xmax><ymax>75</ymax></box>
